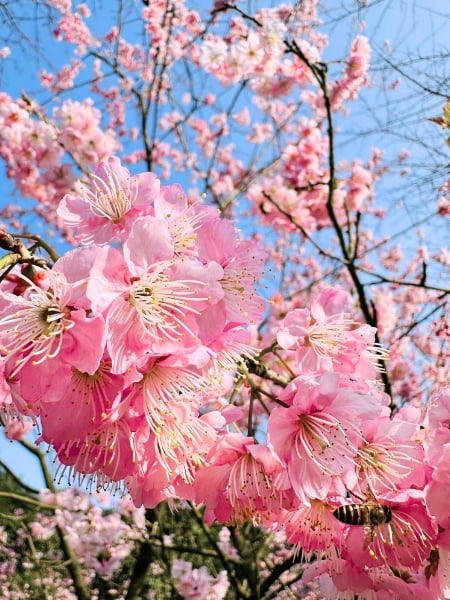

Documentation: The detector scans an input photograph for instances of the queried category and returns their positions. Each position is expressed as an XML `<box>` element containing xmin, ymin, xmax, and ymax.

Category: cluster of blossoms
<box><xmin>330</xmin><ymin>35</ymin><xmax>372</xmax><ymax>110</ymax></box>
<box><xmin>171</xmin><ymin>559</ymin><xmax>229</xmax><ymax>600</ymax></box>
<box><xmin>0</xmin><ymin>0</ymin><xmax>376</xmax><ymax>236</ymax></box>
<box><xmin>274</xmin><ymin>301</ymin><xmax>449</xmax><ymax>598</ymax></box>
<box><xmin>248</xmin><ymin>123</ymin><xmax>380</xmax><ymax>235</ymax></box>
<box><xmin>193</xmin><ymin>287</ymin><xmax>449</xmax><ymax>598</ymax></box>
<box><xmin>0</xmin><ymin>157</ymin><xmax>448</xmax><ymax>598</ymax></box>
<box><xmin>0</xmin><ymin>93</ymin><xmax>118</xmax><ymax>224</ymax></box>
<box><xmin>0</xmin><ymin>156</ymin><xmax>266</xmax><ymax>506</ymax></box>
<box><xmin>35</xmin><ymin>489</ymin><xmax>146</xmax><ymax>579</ymax></box>
<box><xmin>0</xmin><ymin>1</ymin><xmax>447</xmax><ymax>598</ymax></box>
<box><xmin>1</xmin><ymin>481</ymin><xmax>241</xmax><ymax>600</ymax></box>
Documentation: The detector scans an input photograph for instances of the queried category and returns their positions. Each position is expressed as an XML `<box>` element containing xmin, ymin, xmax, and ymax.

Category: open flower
<box><xmin>84</xmin><ymin>230</ymin><xmax>224</xmax><ymax>373</ymax></box>
<box><xmin>281</xmin><ymin>500</ymin><xmax>342</xmax><ymax>559</ymax></box>
<box><xmin>192</xmin><ymin>433</ymin><xmax>285</xmax><ymax>524</ymax></box>
<box><xmin>0</xmin><ymin>270</ymin><xmax>105</xmax><ymax>378</ymax></box>
<box><xmin>355</xmin><ymin>416</ymin><xmax>425</xmax><ymax>495</ymax></box>
<box><xmin>57</xmin><ymin>156</ymin><xmax>160</xmax><ymax>245</ymax></box>
<box><xmin>276</xmin><ymin>286</ymin><xmax>387</xmax><ymax>377</ymax></box>
<box><xmin>268</xmin><ymin>373</ymin><xmax>385</xmax><ymax>505</ymax></box>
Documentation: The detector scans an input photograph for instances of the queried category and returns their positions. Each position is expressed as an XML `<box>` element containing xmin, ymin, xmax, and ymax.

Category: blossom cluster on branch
<box><xmin>0</xmin><ymin>156</ymin><xmax>447</xmax><ymax>599</ymax></box>
<box><xmin>0</xmin><ymin>0</ymin><xmax>445</xmax><ymax>405</ymax></box>
<box><xmin>0</xmin><ymin>156</ymin><xmax>266</xmax><ymax>498</ymax></box>
<box><xmin>0</xmin><ymin>0</ymin><xmax>448</xmax><ymax>598</ymax></box>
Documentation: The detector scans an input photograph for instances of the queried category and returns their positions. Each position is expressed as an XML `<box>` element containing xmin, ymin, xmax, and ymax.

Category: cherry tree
<box><xmin>0</xmin><ymin>0</ymin><xmax>448</xmax><ymax>598</ymax></box>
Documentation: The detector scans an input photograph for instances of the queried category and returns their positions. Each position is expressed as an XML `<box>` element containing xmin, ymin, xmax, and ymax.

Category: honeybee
<box><xmin>333</xmin><ymin>501</ymin><xmax>392</xmax><ymax>527</ymax></box>
<box><xmin>333</xmin><ymin>493</ymin><xmax>392</xmax><ymax>551</ymax></box>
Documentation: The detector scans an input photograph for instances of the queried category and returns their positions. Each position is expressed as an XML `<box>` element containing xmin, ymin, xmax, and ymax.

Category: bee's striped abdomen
<box><xmin>333</xmin><ymin>503</ymin><xmax>392</xmax><ymax>527</ymax></box>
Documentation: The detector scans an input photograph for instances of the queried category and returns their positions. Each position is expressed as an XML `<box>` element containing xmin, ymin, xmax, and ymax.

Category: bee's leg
<box><xmin>362</xmin><ymin>525</ymin><xmax>374</xmax><ymax>551</ymax></box>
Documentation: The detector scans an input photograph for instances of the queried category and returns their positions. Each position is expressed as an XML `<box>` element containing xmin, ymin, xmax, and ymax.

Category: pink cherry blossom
<box><xmin>0</xmin><ymin>0</ymin><xmax>447</xmax><ymax>591</ymax></box>
<box><xmin>154</xmin><ymin>184</ymin><xmax>206</xmax><ymax>257</ymax></box>
<box><xmin>56</xmin><ymin>10</ymin><xmax>99</xmax><ymax>53</ymax></box>
<box><xmin>339</xmin><ymin>490</ymin><xmax>437</xmax><ymax>570</ymax></box>
<box><xmin>193</xmin><ymin>433</ymin><xmax>285</xmax><ymax>524</ymax></box>
<box><xmin>127</xmin><ymin>359</ymin><xmax>223</xmax><ymax>486</ymax></box>
<box><xmin>103</xmin><ymin>258</ymin><xmax>224</xmax><ymax>373</ymax></box>
<box><xmin>51</xmin><ymin>414</ymin><xmax>137</xmax><ymax>484</ymax></box>
<box><xmin>196</xmin><ymin>217</ymin><xmax>267</xmax><ymax>327</ymax></box>
<box><xmin>331</xmin><ymin>35</ymin><xmax>371</xmax><ymax>110</ymax></box>
<box><xmin>35</xmin><ymin>360</ymin><xmax>128</xmax><ymax>445</ymax></box>
<box><xmin>171</xmin><ymin>559</ymin><xmax>229</xmax><ymax>600</ymax></box>
<box><xmin>57</xmin><ymin>156</ymin><xmax>160</xmax><ymax>245</ymax></box>
<box><xmin>268</xmin><ymin>373</ymin><xmax>386</xmax><ymax>505</ymax></box>
<box><xmin>281</xmin><ymin>500</ymin><xmax>342</xmax><ymax>558</ymax></box>
<box><xmin>355</xmin><ymin>416</ymin><xmax>425</xmax><ymax>495</ymax></box>
<box><xmin>276</xmin><ymin>286</ymin><xmax>386</xmax><ymax>377</ymax></box>
<box><xmin>0</xmin><ymin>270</ymin><xmax>105</xmax><ymax>378</ymax></box>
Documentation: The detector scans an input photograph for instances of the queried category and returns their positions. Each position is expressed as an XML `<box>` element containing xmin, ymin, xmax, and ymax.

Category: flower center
<box><xmin>82</xmin><ymin>167</ymin><xmax>134</xmax><ymax>223</ymax></box>
<box><xmin>128</xmin><ymin>264</ymin><xmax>206</xmax><ymax>342</ymax></box>
<box><xmin>0</xmin><ymin>286</ymin><xmax>73</xmax><ymax>376</ymax></box>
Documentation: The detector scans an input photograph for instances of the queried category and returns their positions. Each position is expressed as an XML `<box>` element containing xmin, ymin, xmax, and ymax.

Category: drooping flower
<box><xmin>37</xmin><ymin>361</ymin><xmax>128</xmax><ymax>444</ymax></box>
<box><xmin>51</xmin><ymin>414</ymin><xmax>136</xmax><ymax>485</ymax></box>
<box><xmin>225</xmin><ymin>440</ymin><xmax>285</xmax><ymax>522</ymax></box>
<box><xmin>193</xmin><ymin>433</ymin><xmax>285</xmax><ymax>524</ymax></box>
<box><xmin>126</xmin><ymin>358</ymin><xmax>224</xmax><ymax>488</ymax></box>
<box><xmin>281</xmin><ymin>500</ymin><xmax>342</xmax><ymax>559</ymax></box>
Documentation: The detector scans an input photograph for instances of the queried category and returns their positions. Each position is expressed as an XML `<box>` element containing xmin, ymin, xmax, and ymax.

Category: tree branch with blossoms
<box><xmin>0</xmin><ymin>1</ymin><xmax>449</xmax><ymax>598</ymax></box>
